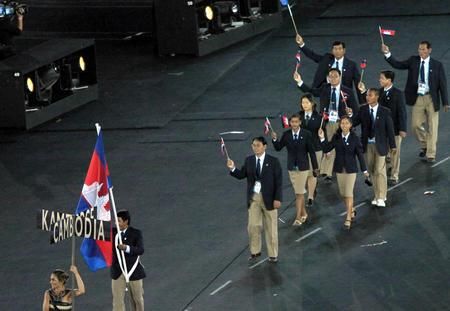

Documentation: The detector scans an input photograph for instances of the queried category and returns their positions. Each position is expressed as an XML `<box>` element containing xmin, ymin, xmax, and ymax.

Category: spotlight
<box><xmin>36</xmin><ymin>64</ymin><xmax>61</xmax><ymax>103</ymax></box>
<box><xmin>79</xmin><ymin>56</ymin><xmax>86</xmax><ymax>72</ymax></box>
<box><xmin>204</xmin><ymin>5</ymin><xmax>214</xmax><ymax>21</ymax></box>
<box><xmin>26</xmin><ymin>77</ymin><xmax>34</xmax><ymax>92</ymax></box>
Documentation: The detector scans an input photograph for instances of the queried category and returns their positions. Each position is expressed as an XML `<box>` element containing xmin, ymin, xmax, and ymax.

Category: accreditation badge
<box><xmin>417</xmin><ymin>83</ymin><xmax>429</xmax><ymax>95</ymax></box>
<box><xmin>329</xmin><ymin>109</ymin><xmax>339</xmax><ymax>123</ymax></box>
<box><xmin>253</xmin><ymin>181</ymin><xmax>261</xmax><ymax>193</ymax></box>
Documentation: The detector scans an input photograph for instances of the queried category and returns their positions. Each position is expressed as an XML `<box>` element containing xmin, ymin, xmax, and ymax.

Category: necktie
<box><xmin>294</xmin><ymin>133</ymin><xmax>298</xmax><ymax>141</ymax></box>
<box><xmin>334</xmin><ymin>60</ymin><xmax>339</xmax><ymax>69</ymax></box>
<box><xmin>305</xmin><ymin>115</ymin><xmax>310</xmax><ymax>126</ymax></box>
<box><xmin>120</xmin><ymin>231</ymin><xmax>125</xmax><ymax>241</ymax></box>
<box><xmin>369</xmin><ymin>108</ymin><xmax>375</xmax><ymax>138</ymax></box>
<box><xmin>419</xmin><ymin>60</ymin><xmax>425</xmax><ymax>83</ymax></box>
<box><xmin>256</xmin><ymin>158</ymin><xmax>261</xmax><ymax>178</ymax></box>
<box><xmin>331</xmin><ymin>88</ymin><xmax>337</xmax><ymax>110</ymax></box>
<box><xmin>343</xmin><ymin>136</ymin><xmax>347</xmax><ymax>145</ymax></box>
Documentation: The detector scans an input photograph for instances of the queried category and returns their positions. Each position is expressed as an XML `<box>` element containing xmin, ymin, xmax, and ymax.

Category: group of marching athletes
<box><xmin>226</xmin><ymin>34</ymin><xmax>448</xmax><ymax>264</ymax></box>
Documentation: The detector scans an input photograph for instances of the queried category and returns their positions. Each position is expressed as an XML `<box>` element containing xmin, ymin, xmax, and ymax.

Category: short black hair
<box><xmin>332</xmin><ymin>41</ymin><xmax>346</xmax><ymax>49</ymax></box>
<box><xmin>367</xmin><ymin>88</ymin><xmax>380</xmax><ymax>97</ymax></box>
<box><xmin>380</xmin><ymin>70</ymin><xmax>395</xmax><ymax>82</ymax></box>
<box><xmin>328</xmin><ymin>68</ymin><xmax>341</xmax><ymax>76</ymax></box>
<box><xmin>420</xmin><ymin>41</ymin><xmax>431</xmax><ymax>49</ymax></box>
<box><xmin>252</xmin><ymin>136</ymin><xmax>267</xmax><ymax>145</ymax></box>
<box><xmin>117</xmin><ymin>210</ymin><xmax>131</xmax><ymax>225</ymax></box>
<box><xmin>289</xmin><ymin>113</ymin><xmax>302</xmax><ymax>122</ymax></box>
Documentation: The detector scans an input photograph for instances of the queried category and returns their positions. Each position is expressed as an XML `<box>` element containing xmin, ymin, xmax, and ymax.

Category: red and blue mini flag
<box><xmin>379</xmin><ymin>27</ymin><xmax>396</xmax><ymax>36</ymax></box>
<box><xmin>220</xmin><ymin>137</ymin><xmax>226</xmax><ymax>156</ymax></box>
<box><xmin>75</xmin><ymin>129</ymin><xmax>113</xmax><ymax>271</ymax></box>
<box><xmin>295</xmin><ymin>50</ymin><xmax>301</xmax><ymax>71</ymax></box>
<box><xmin>264</xmin><ymin>117</ymin><xmax>272</xmax><ymax>135</ymax></box>
<box><xmin>280</xmin><ymin>115</ymin><xmax>289</xmax><ymax>129</ymax></box>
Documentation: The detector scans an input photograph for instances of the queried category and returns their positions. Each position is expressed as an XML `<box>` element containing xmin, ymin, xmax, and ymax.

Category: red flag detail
<box><xmin>360</xmin><ymin>59</ymin><xmax>367</xmax><ymax>69</ymax></box>
<box><xmin>280</xmin><ymin>115</ymin><xmax>289</xmax><ymax>129</ymax></box>
<box><xmin>379</xmin><ymin>28</ymin><xmax>396</xmax><ymax>36</ymax></box>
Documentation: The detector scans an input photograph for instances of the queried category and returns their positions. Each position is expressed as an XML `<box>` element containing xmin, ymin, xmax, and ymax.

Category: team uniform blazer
<box><xmin>385</xmin><ymin>55</ymin><xmax>448</xmax><ymax>111</ymax></box>
<box><xmin>299</xmin><ymin>45</ymin><xmax>363</xmax><ymax>103</ymax></box>
<box><xmin>111</xmin><ymin>226</ymin><xmax>146</xmax><ymax>281</ymax></box>
<box><xmin>321</xmin><ymin>131</ymin><xmax>367</xmax><ymax>173</ymax></box>
<box><xmin>352</xmin><ymin>104</ymin><xmax>396</xmax><ymax>156</ymax></box>
<box><xmin>272</xmin><ymin>129</ymin><xmax>319</xmax><ymax>171</ymax></box>
<box><xmin>299</xmin><ymin>82</ymin><xmax>359</xmax><ymax>118</ymax></box>
<box><xmin>299</xmin><ymin>110</ymin><xmax>323</xmax><ymax>151</ymax></box>
<box><xmin>230</xmin><ymin>154</ymin><xmax>282</xmax><ymax>210</ymax></box>
<box><xmin>378</xmin><ymin>86</ymin><xmax>407</xmax><ymax>135</ymax></box>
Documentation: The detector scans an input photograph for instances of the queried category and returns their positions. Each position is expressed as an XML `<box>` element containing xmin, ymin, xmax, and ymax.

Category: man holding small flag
<box><xmin>382</xmin><ymin>40</ymin><xmax>449</xmax><ymax>163</ymax></box>
<box><xmin>227</xmin><ymin>137</ymin><xmax>283</xmax><ymax>264</ymax></box>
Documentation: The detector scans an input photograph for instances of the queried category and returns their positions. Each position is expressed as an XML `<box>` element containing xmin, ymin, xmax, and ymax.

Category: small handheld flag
<box><xmin>280</xmin><ymin>114</ymin><xmax>289</xmax><ymax>129</ymax></box>
<box><xmin>320</xmin><ymin>110</ymin><xmax>329</xmax><ymax>128</ymax></box>
<box><xmin>295</xmin><ymin>50</ymin><xmax>301</xmax><ymax>72</ymax></box>
<box><xmin>220</xmin><ymin>137</ymin><xmax>230</xmax><ymax>159</ymax></box>
<box><xmin>264</xmin><ymin>117</ymin><xmax>272</xmax><ymax>135</ymax></box>
<box><xmin>340</xmin><ymin>90</ymin><xmax>348</xmax><ymax>111</ymax></box>
<box><xmin>359</xmin><ymin>59</ymin><xmax>367</xmax><ymax>83</ymax></box>
<box><xmin>279</xmin><ymin>0</ymin><xmax>298</xmax><ymax>35</ymax></box>
<box><xmin>378</xmin><ymin>26</ymin><xmax>396</xmax><ymax>45</ymax></box>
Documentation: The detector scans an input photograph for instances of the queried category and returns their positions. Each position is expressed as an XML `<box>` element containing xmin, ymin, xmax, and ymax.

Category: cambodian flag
<box><xmin>279</xmin><ymin>0</ymin><xmax>289</xmax><ymax>6</ymax></box>
<box><xmin>75</xmin><ymin>128</ymin><xmax>112</xmax><ymax>271</ymax></box>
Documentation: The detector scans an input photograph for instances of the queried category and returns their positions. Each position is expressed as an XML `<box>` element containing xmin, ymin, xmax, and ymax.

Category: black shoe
<box><xmin>268</xmin><ymin>257</ymin><xmax>278</xmax><ymax>263</ymax></box>
<box><xmin>419</xmin><ymin>148</ymin><xmax>427</xmax><ymax>158</ymax></box>
<box><xmin>324</xmin><ymin>176</ymin><xmax>332</xmax><ymax>183</ymax></box>
<box><xmin>248</xmin><ymin>253</ymin><xmax>261</xmax><ymax>263</ymax></box>
<box><xmin>307</xmin><ymin>199</ymin><xmax>313</xmax><ymax>206</ymax></box>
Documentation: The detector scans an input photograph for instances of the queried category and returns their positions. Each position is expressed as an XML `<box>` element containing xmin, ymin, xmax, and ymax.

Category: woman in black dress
<box><xmin>42</xmin><ymin>265</ymin><xmax>85</xmax><ymax>311</ymax></box>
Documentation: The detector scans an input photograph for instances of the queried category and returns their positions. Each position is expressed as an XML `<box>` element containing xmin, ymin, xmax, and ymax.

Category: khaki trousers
<box><xmin>365</xmin><ymin>144</ymin><xmax>387</xmax><ymax>200</ymax></box>
<box><xmin>248</xmin><ymin>193</ymin><xmax>278</xmax><ymax>258</ymax></box>
<box><xmin>388</xmin><ymin>135</ymin><xmax>403</xmax><ymax>181</ymax></box>
<box><xmin>412</xmin><ymin>94</ymin><xmax>439</xmax><ymax>158</ymax></box>
<box><xmin>320</xmin><ymin>122</ymin><xmax>340</xmax><ymax>176</ymax></box>
<box><xmin>112</xmin><ymin>274</ymin><xmax>144</xmax><ymax>311</ymax></box>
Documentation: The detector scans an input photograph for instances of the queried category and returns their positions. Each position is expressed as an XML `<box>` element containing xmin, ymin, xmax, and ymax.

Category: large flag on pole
<box><xmin>75</xmin><ymin>128</ymin><xmax>113</xmax><ymax>271</ymax></box>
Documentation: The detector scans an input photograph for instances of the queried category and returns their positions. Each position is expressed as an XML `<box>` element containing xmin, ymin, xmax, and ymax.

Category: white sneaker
<box><xmin>377</xmin><ymin>199</ymin><xmax>386</xmax><ymax>207</ymax></box>
<box><xmin>371</xmin><ymin>199</ymin><xmax>378</xmax><ymax>205</ymax></box>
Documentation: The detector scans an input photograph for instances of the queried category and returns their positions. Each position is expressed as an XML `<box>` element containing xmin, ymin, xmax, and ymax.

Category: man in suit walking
<box><xmin>359</xmin><ymin>70</ymin><xmax>407</xmax><ymax>184</ymax></box>
<box><xmin>294</xmin><ymin>68</ymin><xmax>357</xmax><ymax>182</ymax></box>
<box><xmin>382</xmin><ymin>41</ymin><xmax>449</xmax><ymax>163</ymax></box>
<box><xmin>295</xmin><ymin>34</ymin><xmax>363</xmax><ymax>103</ymax></box>
<box><xmin>227</xmin><ymin>137</ymin><xmax>283</xmax><ymax>263</ymax></box>
<box><xmin>271</xmin><ymin>114</ymin><xmax>319</xmax><ymax>225</ymax></box>
<box><xmin>350</xmin><ymin>88</ymin><xmax>396</xmax><ymax>207</ymax></box>
<box><xmin>111</xmin><ymin>210</ymin><xmax>145</xmax><ymax>311</ymax></box>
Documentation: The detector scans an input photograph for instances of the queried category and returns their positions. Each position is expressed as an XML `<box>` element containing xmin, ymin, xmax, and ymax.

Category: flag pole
<box><xmin>287</xmin><ymin>4</ymin><xmax>299</xmax><ymax>35</ymax></box>
<box><xmin>378</xmin><ymin>25</ymin><xmax>384</xmax><ymax>46</ymax></box>
<box><xmin>71</xmin><ymin>235</ymin><xmax>76</xmax><ymax>311</ymax></box>
<box><xmin>94</xmin><ymin>123</ymin><xmax>130</xmax><ymax>286</ymax></box>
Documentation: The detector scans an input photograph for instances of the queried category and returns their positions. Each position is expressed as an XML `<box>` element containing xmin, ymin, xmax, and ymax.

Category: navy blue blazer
<box><xmin>378</xmin><ymin>86</ymin><xmax>407</xmax><ymax>135</ymax></box>
<box><xmin>299</xmin><ymin>110</ymin><xmax>322</xmax><ymax>151</ymax></box>
<box><xmin>352</xmin><ymin>104</ymin><xmax>396</xmax><ymax>156</ymax></box>
<box><xmin>385</xmin><ymin>55</ymin><xmax>448</xmax><ymax>111</ymax></box>
<box><xmin>299</xmin><ymin>83</ymin><xmax>359</xmax><ymax>118</ymax></box>
<box><xmin>321</xmin><ymin>131</ymin><xmax>367</xmax><ymax>173</ymax></box>
<box><xmin>230</xmin><ymin>154</ymin><xmax>282</xmax><ymax>210</ymax></box>
<box><xmin>111</xmin><ymin>226</ymin><xmax>146</xmax><ymax>281</ymax></box>
<box><xmin>299</xmin><ymin>45</ymin><xmax>364</xmax><ymax>103</ymax></box>
<box><xmin>272</xmin><ymin>129</ymin><xmax>318</xmax><ymax>171</ymax></box>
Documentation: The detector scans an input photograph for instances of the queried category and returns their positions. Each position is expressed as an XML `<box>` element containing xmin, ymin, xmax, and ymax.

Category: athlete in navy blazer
<box><xmin>229</xmin><ymin>149</ymin><xmax>283</xmax><ymax>210</ymax></box>
<box><xmin>295</xmin><ymin>34</ymin><xmax>363</xmax><ymax>103</ymax></box>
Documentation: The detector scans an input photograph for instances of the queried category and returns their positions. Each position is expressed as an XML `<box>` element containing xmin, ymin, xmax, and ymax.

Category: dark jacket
<box><xmin>272</xmin><ymin>128</ymin><xmax>318</xmax><ymax>171</ymax></box>
<box><xmin>230</xmin><ymin>154</ymin><xmax>282</xmax><ymax>210</ymax></box>
<box><xmin>299</xmin><ymin>110</ymin><xmax>322</xmax><ymax>151</ymax></box>
<box><xmin>321</xmin><ymin>131</ymin><xmax>367</xmax><ymax>173</ymax></box>
<box><xmin>378</xmin><ymin>86</ymin><xmax>407</xmax><ymax>135</ymax></box>
<box><xmin>385</xmin><ymin>55</ymin><xmax>448</xmax><ymax>111</ymax></box>
<box><xmin>299</xmin><ymin>83</ymin><xmax>359</xmax><ymax>118</ymax></box>
<box><xmin>111</xmin><ymin>226</ymin><xmax>146</xmax><ymax>281</ymax></box>
<box><xmin>300</xmin><ymin>44</ymin><xmax>363</xmax><ymax>103</ymax></box>
<box><xmin>352</xmin><ymin>104</ymin><xmax>396</xmax><ymax>156</ymax></box>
